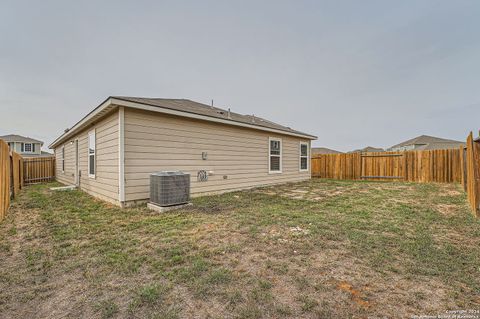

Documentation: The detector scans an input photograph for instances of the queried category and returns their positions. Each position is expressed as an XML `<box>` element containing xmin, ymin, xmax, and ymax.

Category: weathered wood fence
<box><xmin>465</xmin><ymin>133</ymin><xmax>480</xmax><ymax>216</ymax></box>
<box><xmin>311</xmin><ymin>148</ymin><xmax>463</xmax><ymax>183</ymax></box>
<box><xmin>0</xmin><ymin>140</ymin><xmax>24</xmax><ymax>221</ymax></box>
<box><xmin>0</xmin><ymin>140</ymin><xmax>10</xmax><ymax>221</ymax></box>
<box><xmin>11</xmin><ymin>152</ymin><xmax>24</xmax><ymax>197</ymax></box>
<box><xmin>23</xmin><ymin>157</ymin><xmax>55</xmax><ymax>184</ymax></box>
<box><xmin>1</xmin><ymin>138</ymin><xmax>56</xmax><ymax>221</ymax></box>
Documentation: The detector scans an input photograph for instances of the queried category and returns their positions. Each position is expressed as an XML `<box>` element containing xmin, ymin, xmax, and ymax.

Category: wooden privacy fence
<box><xmin>312</xmin><ymin>148</ymin><xmax>463</xmax><ymax>183</ymax></box>
<box><xmin>0</xmin><ymin>146</ymin><xmax>56</xmax><ymax>221</ymax></box>
<box><xmin>465</xmin><ymin>132</ymin><xmax>480</xmax><ymax>216</ymax></box>
<box><xmin>0</xmin><ymin>140</ymin><xmax>10</xmax><ymax>221</ymax></box>
<box><xmin>0</xmin><ymin>140</ymin><xmax>24</xmax><ymax>222</ymax></box>
<box><xmin>23</xmin><ymin>157</ymin><xmax>55</xmax><ymax>184</ymax></box>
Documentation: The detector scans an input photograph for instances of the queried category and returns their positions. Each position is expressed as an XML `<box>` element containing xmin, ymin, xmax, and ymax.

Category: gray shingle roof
<box><xmin>0</xmin><ymin>134</ymin><xmax>43</xmax><ymax>144</ymax></box>
<box><xmin>389</xmin><ymin>135</ymin><xmax>463</xmax><ymax>149</ymax></box>
<box><xmin>112</xmin><ymin>96</ymin><xmax>315</xmax><ymax>138</ymax></box>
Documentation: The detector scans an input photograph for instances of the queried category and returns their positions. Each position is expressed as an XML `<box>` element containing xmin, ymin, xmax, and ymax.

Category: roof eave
<box><xmin>49</xmin><ymin>97</ymin><xmax>115</xmax><ymax>148</ymax></box>
<box><xmin>50</xmin><ymin>97</ymin><xmax>316</xmax><ymax>148</ymax></box>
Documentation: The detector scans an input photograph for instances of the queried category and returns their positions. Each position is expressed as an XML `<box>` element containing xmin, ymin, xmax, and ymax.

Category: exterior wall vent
<box><xmin>150</xmin><ymin>171</ymin><xmax>190</xmax><ymax>206</ymax></box>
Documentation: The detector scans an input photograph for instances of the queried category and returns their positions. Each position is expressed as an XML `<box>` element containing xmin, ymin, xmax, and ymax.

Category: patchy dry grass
<box><xmin>0</xmin><ymin>179</ymin><xmax>479</xmax><ymax>318</ymax></box>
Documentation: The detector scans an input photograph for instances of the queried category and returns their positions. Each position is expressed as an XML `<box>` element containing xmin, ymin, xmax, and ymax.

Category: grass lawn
<box><xmin>0</xmin><ymin>179</ymin><xmax>479</xmax><ymax>318</ymax></box>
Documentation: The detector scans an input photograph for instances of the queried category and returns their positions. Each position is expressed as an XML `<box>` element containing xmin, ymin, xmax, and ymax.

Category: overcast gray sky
<box><xmin>1</xmin><ymin>0</ymin><xmax>479</xmax><ymax>152</ymax></box>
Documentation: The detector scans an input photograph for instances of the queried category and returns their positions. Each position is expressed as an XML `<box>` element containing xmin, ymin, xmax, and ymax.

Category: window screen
<box><xmin>269</xmin><ymin>139</ymin><xmax>282</xmax><ymax>172</ymax></box>
<box><xmin>300</xmin><ymin>143</ymin><xmax>308</xmax><ymax>171</ymax></box>
<box><xmin>88</xmin><ymin>130</ymin><xmax>96</xmax><ymax>177</ymax></box>
<box><xmin>61</xmin><ymin>147</ymin><xmax>65</xmax><ymax>172</ymax></box>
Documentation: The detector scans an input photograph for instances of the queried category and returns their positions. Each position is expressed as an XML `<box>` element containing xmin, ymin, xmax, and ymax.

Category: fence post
<box><xmin>0</xmin><ymin>140</ymin><xmax>11</xmax><ymax>221</ymax></box>
<box><xmin>465</xmin><ymin>132</ymin><xmax>480</xmax><ymax>217</ymax></box>
<box><xmin>461</xmin><ymin>145</ymin><xmax>467</xmax><ymax>191</ymax></box>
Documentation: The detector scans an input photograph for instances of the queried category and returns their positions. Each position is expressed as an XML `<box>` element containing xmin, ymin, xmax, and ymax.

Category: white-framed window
<box><xmin>269</xmin><ymin>137</ymin><xmax>282</xmax><ymax>173</ymax></box>
<box><xmin>299</xmin><ymin>142</ymin><xmax>309</xmax><ymax>171</ymax></box>
<box><xmin>61</xmin><ymin>146</ymin><xmax>65</xmax><ymax>173</ymax></box>
<box><xmin>88</xmin><ymin>129</ymin><xmax>96</xmax><ymax>178</ymax></box>
<box><xmin>24</xmin><ymin>143</ymin><xmax>33</xmax><ymax>153</ymax></box>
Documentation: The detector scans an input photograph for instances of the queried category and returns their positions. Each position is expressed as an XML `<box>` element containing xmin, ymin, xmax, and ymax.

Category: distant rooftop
<box><xmin>389</xmin><ymin>135</ymin><xmax>464</xmax><ymax>150</ymax></box>
<box><xmin>0</xmin><ymin>134</ymin><xmax>43</xmax><ymax>145</ymax></box>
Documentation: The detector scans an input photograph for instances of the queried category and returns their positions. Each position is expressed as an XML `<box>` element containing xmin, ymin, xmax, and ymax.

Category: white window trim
<box><xmin>61</xmin><ymin>146</ymin><xmax>65</xmax><ymax>173</ymax></box>
<box><xmin>88</xmin><ymin>129</ymin><xmax>96</xmax><ymax>178</ymax></box>
<box><xmin>24</xmin><ymin>143</ymin><xmax>33</xmax><ymax>153</ymax></box>
<box><xmin>299</xmin><ymin>142</ymin><xmax>309</xmax><ymax>172</ymax></box>
<box><xmin>268</xmin><ymin>137</ymin><xmax>282</xmax><ymax>174</ymax></box>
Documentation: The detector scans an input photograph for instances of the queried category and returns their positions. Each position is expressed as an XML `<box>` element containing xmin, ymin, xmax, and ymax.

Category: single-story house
<box><xmin>388</xmin><ymin>135</ymin><xmax>464</xmax><ymax>151</ymax></box>
<box><xmin>311</xmin><ymin>147</ymin><xmax>343</xmax><ymax>155</ymax></box>
<box><xmin>49</xmin><ymin>96</ymin><xmax>317</xmax><ymax>207</ymax></box>
<box><xmin>0</xmin><ymin>134</ymin><xmax>52</xmax><ymax>157</ymax></box>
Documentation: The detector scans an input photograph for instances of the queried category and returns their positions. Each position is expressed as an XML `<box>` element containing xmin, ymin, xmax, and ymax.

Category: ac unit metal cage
<box><xmin>150</xmin><ymin>171</ymin><xmax>190</xmax><ymax>206</ymax></box>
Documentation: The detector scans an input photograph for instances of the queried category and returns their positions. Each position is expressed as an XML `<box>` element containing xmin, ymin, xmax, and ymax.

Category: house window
<box><xmin>24</xmin><ymin>143</ymin><xmax>32</xmax><ymax>153</ymax></box>
<box><xmin>61</xmin><ymin>146</ymin><xmax>65</xmax><ymax>173</ymax></box>
<box><xmin>300</xmin><ymin>142</ymin><xmax>309</xmax><ymax>171</ymax></box>
<box><xmin>269</xmin><ymin>137</ymin><xmax>282</xmax><ymax>173</ymax></box>
<box><xmin>88</xmin><ymin>130</ymin><xmax>96</xmax><ymax>178</ymax></box>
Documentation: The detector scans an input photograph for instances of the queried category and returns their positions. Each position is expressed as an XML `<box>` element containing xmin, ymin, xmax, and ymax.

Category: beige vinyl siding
<box><xmin>54</xmin><ymin>111</ymin><xmax>120</xmax><ymax>205</ymax></box>
<box><xmin>124</xmin><ymin>109</ymin><xmax>311</xmax><ymax>202</ymax></box>
<box><xmin>55</xmin><ymin>142</ymin><xmax>75</xmax><ymax>185</ymax></box>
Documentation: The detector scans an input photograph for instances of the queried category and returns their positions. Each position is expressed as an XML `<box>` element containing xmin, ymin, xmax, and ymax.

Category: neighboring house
<box><xmin>0</xmin><ymin>134</ymin><xmax>50</xmax><ymax>157</ymax></box>
<box><xmin>311</xmin><ymin>147</ymin><xmax>343</xmax><ymax>155</ymax></box>
<box><xmin>49</xmin><ymin>96</ymin><xmax>317</xmax><ymax>207</ymax></box>
<box><xmin>350</xmin><ymin>146</ymin><xmax>384</xmax><ymax>153</ymax></box>
<box><xmin>388</xmin><ymin>135</ymin><xmax>464</xmax><ymax>152</ymax></box>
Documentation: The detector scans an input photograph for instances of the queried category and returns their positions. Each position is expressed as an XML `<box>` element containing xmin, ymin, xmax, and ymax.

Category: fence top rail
<box><xmin>360</xmin><ymin>176</ymin><xmax>405</xmax><ymax>179</ymax></box>
<box><xmin>311</xmin><ymin>148</ymin><xmax>462</xmax><ymax>158</ymax></box>
<box><xmin>23</xmin><ymin>157</ymin><xmax>55</xmax><ymax>162</ymax></box>
<box><xmin>360</xmin><ymin>154</ymin><xmax>404</xmax><ymax>158</ymax></box>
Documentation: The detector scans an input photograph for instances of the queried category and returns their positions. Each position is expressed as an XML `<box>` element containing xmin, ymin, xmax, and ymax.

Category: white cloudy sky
<box><xmin>0</xmin><ymin>0</ymin><xmax>479</xmax><ymax>151</ymax></box>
